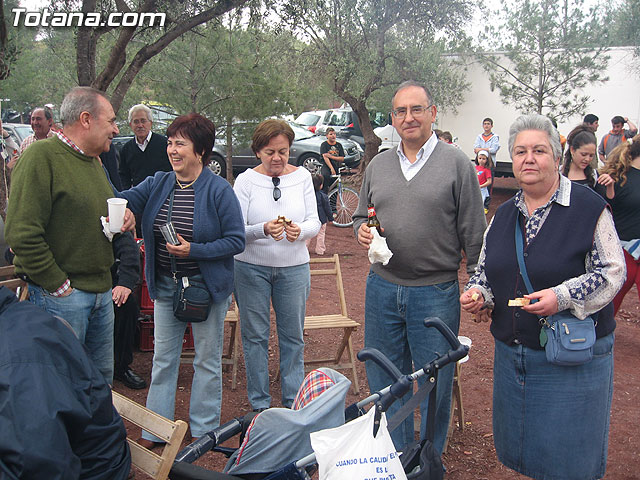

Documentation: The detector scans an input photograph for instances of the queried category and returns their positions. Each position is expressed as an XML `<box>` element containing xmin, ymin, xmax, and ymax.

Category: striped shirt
<box><xmin>153</xmin><ymin>184</ymin><xmax>200</xmax><ymax>277</ymax></box>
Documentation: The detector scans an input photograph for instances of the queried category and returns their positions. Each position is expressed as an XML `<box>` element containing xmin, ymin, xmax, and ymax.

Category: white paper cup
<box><xmin>107</xmin><ymin>198</ymin><xmax>128</xmax><ymax>232</ymax></box>
<box><xmin>458</xmin><ymin>335</ymin><xmax>472</xmax><ymax>363</ymax></box>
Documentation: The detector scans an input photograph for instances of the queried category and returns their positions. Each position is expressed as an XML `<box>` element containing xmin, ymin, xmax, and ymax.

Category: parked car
<box><xmin>294</xmin><ymin>110</ymin><xmax>327</xmax><ymax>134</ymax></box>
<box><xmin>111</xmin><ymin>135</ymin><xmax>133</xmax><ymax>153</ymax></box>
<box><xmin>316</xmin><ymin>108</ymin><xmax>387</xmax><ymax>150</ymax></box>
<box><xmin>3</xmin><ymin>123</ymin><xmax>33</xmax><ymax>147</ymax></box>
<box><xmin>210</xmin><ymin>121</ymin><xmax>362</xmax><ymax>177</ymax></box>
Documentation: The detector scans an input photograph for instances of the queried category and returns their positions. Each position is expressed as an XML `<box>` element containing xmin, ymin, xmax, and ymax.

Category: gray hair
<box><xmin>59</xmin><ymin>87</ymin><xmax>110</xmax><ymax>127</ymax></box>
<box><xmin>32</xmin><ymin>107</ymin><xmax>53</xmax><ymax>121</ymax></box>
<box><xmin>508</xmin><ymin>114</ymin><xmax>562</xmax><ymax>160</ymax></box>
<box><xmin>393</xmin><ymin>80</ymin><xmax>434</xmax><ymax>106</ymax></box>
<box><xmin>128</xmin><ymin>104</ymin><xmax>153</xmax><ymax>123</ymax></box>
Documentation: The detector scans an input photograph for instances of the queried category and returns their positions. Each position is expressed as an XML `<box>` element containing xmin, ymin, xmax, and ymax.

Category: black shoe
<box><xmin>115</xmin><ymin>368</ymin><xmax>147</xmax><ymax>390</ymax></box>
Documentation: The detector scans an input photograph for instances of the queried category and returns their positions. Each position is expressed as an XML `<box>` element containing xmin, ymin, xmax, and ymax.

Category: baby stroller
<box><xmin>168</xmin><ymin>317</ymin><xmax>468</xmax><ymax>480</ymax></box>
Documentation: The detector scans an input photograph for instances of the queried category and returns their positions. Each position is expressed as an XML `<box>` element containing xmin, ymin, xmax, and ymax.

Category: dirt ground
<box><xmin>116</xmin><ymin>177</ymin><xmax>640</xmax><ymax>479</ymax></box>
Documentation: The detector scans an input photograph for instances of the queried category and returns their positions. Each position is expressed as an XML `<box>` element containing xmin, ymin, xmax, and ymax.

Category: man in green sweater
<box><xmin>6</xmin><ymin>86</ymin><xmax>135</xmax><ymax>384</ymax></box>
<box><xmin>353</xmin><ymin>81</ymin><xmax>486</xmax><ymax>455</ymax></box>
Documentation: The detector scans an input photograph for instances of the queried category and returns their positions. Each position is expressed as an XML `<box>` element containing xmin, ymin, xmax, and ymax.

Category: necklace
<box><xmin>176</xmin><ymin>177</ymin><xmax>196</xmax><ymax>189</ymax></box>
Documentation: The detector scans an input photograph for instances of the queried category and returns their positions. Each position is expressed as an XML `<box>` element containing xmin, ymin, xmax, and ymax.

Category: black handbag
<box><xmin>515</xmin><ymin>216</ymin><xmax>595</xmax><ymax>366</ymax></box>
<box><xmin>172</xmin><ymin>276</ymin><xmax>211</xmax><ymax>323</ymax></box>
<box><xmin>166</xmin><ymin>188</ymin><xmax>212</xmax><ymax>323</ymax></box>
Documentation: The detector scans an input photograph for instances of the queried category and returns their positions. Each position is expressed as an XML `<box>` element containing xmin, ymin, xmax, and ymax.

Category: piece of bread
<box><xmin>277</xmin><ymin>216</ymin><xmax>292</xmax><ymax>225</ymax></box>
<box><xmin>471</xmin><ymin>292</ymin><xmax>480</xmax><ymax>301</ymax></box>
<box><xmin>508</xmin><ymin>298</ymin><xmax>531</xmax><ymax>307</ymax></box>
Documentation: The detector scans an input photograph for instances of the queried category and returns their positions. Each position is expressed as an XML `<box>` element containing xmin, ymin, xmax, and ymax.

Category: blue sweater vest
<box><xmin>485</xmin><ymin>184</ymin><xmax>615</xmax><ymax>349</ymax></box>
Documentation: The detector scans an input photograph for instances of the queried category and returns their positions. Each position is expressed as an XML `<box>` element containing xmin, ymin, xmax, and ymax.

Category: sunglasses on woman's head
<box><xmin>272</xmin><ymin>177</ymin><xmax>281</xmax><ymax>201</ymax></box>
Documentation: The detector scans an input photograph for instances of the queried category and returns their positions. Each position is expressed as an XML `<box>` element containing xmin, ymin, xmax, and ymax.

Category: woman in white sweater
<box><xmin>233</xmin><ymin>119</ymin><xmax>320</xmax><ymax>410</ymax></box>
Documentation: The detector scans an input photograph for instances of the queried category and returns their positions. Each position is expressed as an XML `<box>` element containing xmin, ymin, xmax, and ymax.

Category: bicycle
<box><xmin>327</xmin><ymin>166</ymin><xmax>360</xmax><ymax>227</ymax></box>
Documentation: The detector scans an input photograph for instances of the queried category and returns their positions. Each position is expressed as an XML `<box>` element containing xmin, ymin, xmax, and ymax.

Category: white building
<box><xmin>437</xmin><ymin>47</ymin><xmax>640</xmax><ymax>172</ymax></box>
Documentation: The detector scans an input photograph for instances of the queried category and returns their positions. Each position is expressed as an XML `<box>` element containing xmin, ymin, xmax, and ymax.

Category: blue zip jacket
<box><xmin>118</xmin><ymin>168</ymin><xmax>245</xmax><ymax>302</ymax></box>
<box><xmin>0</xmin><ymin>287</ymin><xmax>131</xmax><ymax>479</ymax></box>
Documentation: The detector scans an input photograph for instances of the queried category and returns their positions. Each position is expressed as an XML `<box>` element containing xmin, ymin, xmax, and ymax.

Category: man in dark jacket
<box><xmin>118</xmin><ymin>104</ymin><xmax>171</xmax><ymax>189</ymax></box>
<box><xmin>112</xmin><ymin>232</ymin><xmax>146</xmax><ymax>389</ymax></box>
<box><xmin>0</xmin><ymin>287</ymin><xmax>131</xmax><ymax>479</ymax></box>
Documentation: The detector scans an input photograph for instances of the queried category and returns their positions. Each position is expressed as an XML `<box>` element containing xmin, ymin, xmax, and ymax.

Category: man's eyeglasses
<box><xmin>391</xmin><ymin>105</ymin><xmax>433</xmax><ymax>120</ymax></box>
<box><xmin>272</xmin><ymin>177</ymin><xmax>281</xmax><ymax>201</ymax></box>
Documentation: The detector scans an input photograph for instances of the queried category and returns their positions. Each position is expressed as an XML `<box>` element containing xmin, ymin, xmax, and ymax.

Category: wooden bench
<box><xmin>180</xmin><ymin>303</ymin><xmax>240</xmax><ymax>390</ymax></box>
<box><xmin>112</xmin><ymin>390</ymin><xmax>187</xmax><ymax>480</ymax></box>
<box><xmin>303</xmin><ymin>255</ymin><xmax>360</xmax><ymax>394</ymax></box>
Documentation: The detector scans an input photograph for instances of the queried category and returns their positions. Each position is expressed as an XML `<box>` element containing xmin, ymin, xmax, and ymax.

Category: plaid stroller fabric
<box><xmin>224</xmin><ymin>368</ymin><xmax>351</xmax><ymax>475</ymax></box>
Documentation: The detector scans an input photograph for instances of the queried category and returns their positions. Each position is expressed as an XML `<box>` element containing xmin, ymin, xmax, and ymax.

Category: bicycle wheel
<box><xmin>328</xmin><ymin>186</ymin><xmax>359</xmax><ymax>227</ymax></box>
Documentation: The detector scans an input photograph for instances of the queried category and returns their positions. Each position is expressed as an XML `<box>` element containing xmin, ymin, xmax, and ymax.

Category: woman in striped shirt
<box><xmin>118</xmin><ymin>113</ymin><xmax>245</xmax><ymax>448</ymax></box>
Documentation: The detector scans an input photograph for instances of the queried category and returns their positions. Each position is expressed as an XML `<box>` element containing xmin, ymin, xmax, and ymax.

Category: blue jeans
<box><xmin>364</xmin><ymin>271</ymin><xmax>460</xmax><ymax>453</ymax></box>
<box><xmin>234</xmin><ymin>260</ymin><xmax>310</xmax><ymax>409</ymax></box>
<box><xmin>493</xmin><ymin>334</ymin><xmax>614</xmax><ymax>480</ymax></box>
<box><xmin>28</xmin><ymin>284</ymin><xmax>115</xmax><ymax>384</ymax></box>
<box><xmin>142</xmin><ymin>274</ymin><xmax>230</xmax><ymax>441</ymax></box>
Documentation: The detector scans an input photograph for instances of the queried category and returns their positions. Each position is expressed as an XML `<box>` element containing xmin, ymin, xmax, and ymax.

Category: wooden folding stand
<box><xmin>303</xmin><ymin>254</ymin><xmax>360</xmax><ymax>394</ymax></box>
<box><xmin>112</xmin><ymin>391</ymin><xmax>187</xmax><ymax>480</ymax></box>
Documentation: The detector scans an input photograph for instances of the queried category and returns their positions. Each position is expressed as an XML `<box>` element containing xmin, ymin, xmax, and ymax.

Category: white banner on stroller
<box><xmin>311</xmin><ymin>407</ymin><xmax>408</xmax><ymax>480</ymax></box>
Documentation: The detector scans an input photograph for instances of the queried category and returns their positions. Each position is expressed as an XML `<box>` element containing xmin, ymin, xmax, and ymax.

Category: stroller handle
<box><xmin>357</xmin><ymin>348</ymin><xmax>403</xmax><ymax>382</ymax></box>
<box><xmin>421</xmin><ymin>317</ymin><xmax>469</xmax><ymax>370</ymax></box>
<box><xmin>423</xmin><ymin>317</ymin><xmax>461</xmax><ymax>349</ymax></box>
<box><xmin>174</xmin><ymin>417</ymin><xmax>243</xmax><ymax>464</ymax></box>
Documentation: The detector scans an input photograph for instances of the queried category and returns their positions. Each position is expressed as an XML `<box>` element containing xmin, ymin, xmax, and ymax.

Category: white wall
<box><xmin>437</xmin><ymin>47</ymin><xmax>640</xmax><ymax>163</ymax></box>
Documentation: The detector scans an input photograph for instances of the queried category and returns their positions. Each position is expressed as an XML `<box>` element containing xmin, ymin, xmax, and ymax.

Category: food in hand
<box><xmin>508</xmin><ymin>297</ymin><xmax>531</xmax><ymax>307</ymax></box>
<box><xmin>471</xmin><ymin>292</ymin><xmax>480</xmax><ymax>301</ymax></box>
<box><xmin>277</xmin><ymin>215</ymin><xmax>292</xmax><ymax>225</ymax></box>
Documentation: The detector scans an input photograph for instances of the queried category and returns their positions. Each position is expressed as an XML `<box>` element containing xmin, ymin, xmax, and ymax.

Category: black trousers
<box><xmin>321</xmin><ymin>164</ymin><xmax>335</xmax><ymax>194</ymax></box>
<box><xmin>113</xmin><ymin>294</ymin><xmax>140</xmax><ymax>375</ymax></box>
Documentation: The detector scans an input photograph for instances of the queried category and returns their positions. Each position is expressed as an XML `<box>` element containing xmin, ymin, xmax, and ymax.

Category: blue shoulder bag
<box><xmin>515</xmin><ymin>216</ymin><xmax>595</xmax><ymax>366</ymax></box>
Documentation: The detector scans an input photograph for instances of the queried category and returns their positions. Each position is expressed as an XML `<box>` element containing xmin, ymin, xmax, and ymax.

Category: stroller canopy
<box><xmin>225</xmin><ymin>368</ymin><xmax>351</xmax><ymax>475</ymax></box>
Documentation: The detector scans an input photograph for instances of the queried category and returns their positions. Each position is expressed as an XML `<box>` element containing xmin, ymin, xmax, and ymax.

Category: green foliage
<box><xmin>277</xmin><ymin>0</ymin><xmax>472</xmax><ymax>165</ymax></box>
<box><xmin>136</xmin><ymin>22</ymin><xmax>314</xmax><ymax>123</ymax></box>
<box><xmin>608</xmin><ymin>0</ymin><xmax>640</xmax><ymax>72</ymax></box>
<box><xmin>475</xmin><ymin>0</ymin><xmax>610</xmax><ymax>121</ymax></box>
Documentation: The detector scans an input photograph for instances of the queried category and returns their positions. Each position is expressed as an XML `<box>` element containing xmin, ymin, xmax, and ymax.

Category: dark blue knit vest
<box><xmin>485</xmin><ymin>183</ymin><xmax>615</xmax><ymax>349</ymax></box>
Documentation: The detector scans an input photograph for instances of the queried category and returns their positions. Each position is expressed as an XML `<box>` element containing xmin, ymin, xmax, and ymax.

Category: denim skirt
<box><xmin>492</xmin><ymin>333</ymin><xmax>614</xmax><ymax>480</ymax></box>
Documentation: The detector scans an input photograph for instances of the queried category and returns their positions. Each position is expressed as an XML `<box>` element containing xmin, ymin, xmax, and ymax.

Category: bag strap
<box><xmin>515</xmin><ymin>215</ymin><xmax>542</xmax><ymax>307</ymax></box>
<box><xmin>167</xmin><ymin>188</ymin><xmax>178</xmax><ymax>280</ymax></box>
<box><xmin>514</xmin><ymin>215</ymin><xmax>534</xmax><ymax>296</ymax></box>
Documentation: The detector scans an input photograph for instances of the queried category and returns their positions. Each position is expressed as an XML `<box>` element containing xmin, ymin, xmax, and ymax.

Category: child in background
<box><xmin>307</xmin><ymin>174</ymin><xmax>332</xmax><ymax>255</ymax></box>
<box><xmin>475</xmin><ymin>149</ymin><xmax>493</xmax><ymax>214</ymax></box>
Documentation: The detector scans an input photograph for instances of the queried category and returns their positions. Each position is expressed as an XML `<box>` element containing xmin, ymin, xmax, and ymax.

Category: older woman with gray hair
<box><xmin>460</xmin><ymin>114</ymin><xmax>625</xmax><ymax>480</ymax></box>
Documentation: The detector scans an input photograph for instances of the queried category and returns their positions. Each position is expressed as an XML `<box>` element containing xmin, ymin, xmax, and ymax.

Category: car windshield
<box><xmin>325</xmin><ymin>111</ymin><xmax>351</xmax><ymax>127</ymax></box>
<box><xmin>289</xmin><ymin>122</ymin><xmax>314</xmax><ymax>141</ymax></box>
<box><xmin>295</xmin><ymin>113</ymin><xmax>320</xmax><ymax>126</ymax></box>
<box><xmin>12</xmin><ymin>125</ymin><xmax>33</xmax><ymax>143</ymax></box>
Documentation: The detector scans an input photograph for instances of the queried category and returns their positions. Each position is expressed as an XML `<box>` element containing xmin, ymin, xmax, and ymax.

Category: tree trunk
<box><xmin>82</xmin><ymin>0</ymin><xmax>249</xmax><ymax>112</ymax></box>
<box><xmin>334</xmin><ymin>90</ymin><xmax>381</xmax><ymax>170</ymax></box>
<box><xmin>225</xmin><ymin>116</ymin><xmax>234</xmax><ymax>182</ymax></box>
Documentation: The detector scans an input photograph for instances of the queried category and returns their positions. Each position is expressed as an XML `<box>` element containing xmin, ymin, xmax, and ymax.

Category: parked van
<box><xmin>374</xmin><ymin>124</ymin><xmax>401</xmax><ymax>152</ymax></box>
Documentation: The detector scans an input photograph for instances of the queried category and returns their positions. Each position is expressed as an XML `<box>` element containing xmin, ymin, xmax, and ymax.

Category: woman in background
<box><xmin>562</xmin><ymin>124</ymin><xmax>614</xmax><ymax>191</ymax></box>
<box><xmin>597</xmin><ymin>134</ymin><xmax>640</xmax><ymax>314</ymax></box>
